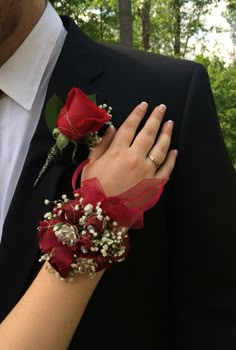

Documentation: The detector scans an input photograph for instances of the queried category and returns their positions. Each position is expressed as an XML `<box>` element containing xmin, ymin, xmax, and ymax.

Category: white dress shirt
<box><xmin>0</xmin><ymin>2</ymin><xmax>67</xmax><ymax>241</ymax></box>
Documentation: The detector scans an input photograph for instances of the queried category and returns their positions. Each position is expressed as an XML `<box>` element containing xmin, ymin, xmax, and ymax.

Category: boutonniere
<box><xmin>33</xmin><ymin>87</ymin><xmax>112</xmax><ymax>188</ymax></box>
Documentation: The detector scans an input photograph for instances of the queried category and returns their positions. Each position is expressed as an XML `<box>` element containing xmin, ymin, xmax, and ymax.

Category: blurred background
<box><xmin>51</xmin><ymin>0</ymin><xmax>236</xmax><ymax>167</ymax></box>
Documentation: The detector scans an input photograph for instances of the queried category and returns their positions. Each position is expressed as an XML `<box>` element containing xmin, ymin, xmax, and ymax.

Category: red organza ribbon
<box><xmin>72</xmin><ymin>162</ymin><xmax>167</xmax><ymax>229</ymax></box>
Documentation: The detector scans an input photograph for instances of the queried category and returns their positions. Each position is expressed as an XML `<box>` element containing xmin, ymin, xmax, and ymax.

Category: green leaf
<box><xmin>45</xmin><ymin>95</ymin><xmax>64</xmax><ymax>132</ymax></box>
<box><xmin>88</xmin><ymin>93</ymin><xmax>97</xmax><ymax>104</ymax></box>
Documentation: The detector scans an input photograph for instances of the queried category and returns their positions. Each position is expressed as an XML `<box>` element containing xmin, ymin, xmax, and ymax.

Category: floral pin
<box><xmin>33</xmin><ymin>87</ymin><xmax>112</xmax><ymax>188</ymax></box>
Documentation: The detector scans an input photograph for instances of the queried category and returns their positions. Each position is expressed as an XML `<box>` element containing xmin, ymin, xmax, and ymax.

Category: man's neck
<box><xmin>0</xmin><ymin>0</ymin><xmax>46</xmax><ymax>67</ymax></box>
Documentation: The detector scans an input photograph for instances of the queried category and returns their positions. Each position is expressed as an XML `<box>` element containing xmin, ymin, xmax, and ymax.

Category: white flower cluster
<box><xmin>39</xmin><ymin>192</ymin><xmax>129</xmax><ymax>280</ymax></box>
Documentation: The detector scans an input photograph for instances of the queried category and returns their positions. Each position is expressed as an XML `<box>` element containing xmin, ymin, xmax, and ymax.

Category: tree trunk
<box><xmin>138</xmin><ymin>0</ymin><xmax>151</xmax><ymax>51</ymax></box>
<box><xmin>173</xmin><ymin>0</ymin><xmax>181</xmax><ymax>57</ymax></box>
<box><xmin>118</xmin><ymin>0</ymin><xmax>133</xmax><ymax>47</ymax></box>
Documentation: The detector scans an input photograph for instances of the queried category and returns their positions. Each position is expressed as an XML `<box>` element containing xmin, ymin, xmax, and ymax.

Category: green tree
<box><xmin>50</xmin><ymin>0</ymin><xmax>119</xmax><ymax>43</ymax></box>
<box><xmin>51</xmin><ymin>1</ymin><xmax>221</xmax><ymax>57</ymax></box>
<box><xmin>50</xmin><ymin>0</ymin><xmax>83</xmax><ymax>17</ymax></box>
<box><xmin>141</xmin><ymin>0</ymin><xmax>219</xmax><ymax>57</ymax></box>
<box><xmin>226</xmin><ymin>0</ymin><xmax>236</xmax><ymax>59</ymax></box>
<box><xmin>226</xmin><ymin>0</ymin><xmax>236</xmax><ymax>39</ymax></box>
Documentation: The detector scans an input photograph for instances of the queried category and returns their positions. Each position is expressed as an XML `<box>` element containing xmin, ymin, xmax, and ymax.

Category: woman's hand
<box><xmin>82</xmin><ymin>102</ymin><xmax>178</xmax><ymax>196</ymax></box>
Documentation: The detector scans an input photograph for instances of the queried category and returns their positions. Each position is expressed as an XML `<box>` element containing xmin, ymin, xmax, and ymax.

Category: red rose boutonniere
<box><xmin>33</xmin><ymin>87</ymin><xmax>112</xmax><ymax>188</ymax></box>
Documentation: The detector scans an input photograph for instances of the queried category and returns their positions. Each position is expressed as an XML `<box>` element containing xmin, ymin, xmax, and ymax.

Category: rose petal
<box><xmin>56</xmin><ymin>88</ymin><xmax>110</xmax><ymax>140</ymax></box>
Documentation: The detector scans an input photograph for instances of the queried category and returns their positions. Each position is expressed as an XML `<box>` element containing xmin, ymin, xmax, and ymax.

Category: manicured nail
<box><xmin>158</xmin><ymin>104</ymin><xmax>166</xmax><ymax>112</ymax></box>
<box><xmin>173</xmin><ymin>149</ymin><xmax>178</xmax><ymax>156</ymax></box>
<box><xmin>166</xmin><ymin>120</ymin><xmax>174</xmax><ymax>129</ymax></box>
<box><xmin>105</xmin><ymin>124</ymin><xmax>115</xmax><ymax>135</ymax></box>
<box><xmin>139</xmin><ymin>101</ymin><xmax>148</xmax><ymax>111</ymax></box>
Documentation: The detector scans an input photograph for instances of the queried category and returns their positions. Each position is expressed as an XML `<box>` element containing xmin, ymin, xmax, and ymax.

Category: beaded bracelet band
<box><xmin>38</xmin><ymin>177</ymin><xmax>166</xmax><ymax>281</ymax></box>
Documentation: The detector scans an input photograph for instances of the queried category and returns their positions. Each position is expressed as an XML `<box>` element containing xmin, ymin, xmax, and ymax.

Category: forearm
<box><xmin>0</xmin><ymin>262</ymin><xmax>103</xmax><ymax>350</ymax></box>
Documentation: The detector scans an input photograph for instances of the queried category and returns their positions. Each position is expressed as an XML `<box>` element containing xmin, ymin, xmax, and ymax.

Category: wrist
<box><xmin>38</xmin><ymin>184</ymin><xmax>130</xmax><ymax>281</ymax></box>
<box><xmin>38</xmin><ymin>176</ymin><xmax>165</xmax><ymax>281</ymax></box>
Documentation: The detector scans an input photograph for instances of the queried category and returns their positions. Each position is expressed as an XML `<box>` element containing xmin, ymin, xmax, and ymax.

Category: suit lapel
<box><xmin>0</xmin><ymin>17</ymin><xmax>105</xmax><ymax>318</ymax></box>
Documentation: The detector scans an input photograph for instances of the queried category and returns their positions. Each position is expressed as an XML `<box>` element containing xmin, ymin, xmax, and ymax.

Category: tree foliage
<box><xmin>226</xmin><ymin>0</ymin><xmax>236</xmax><ymax>47</ymax></box>
<box><xmin>50</xmin><ymin>0</ymin><xmax>119</xmax><ymax>43</ymax></box>
<box><xmin>51</xmin><ymin>0</ymin><xmax>220</xmax><ymax>56</ymax></box>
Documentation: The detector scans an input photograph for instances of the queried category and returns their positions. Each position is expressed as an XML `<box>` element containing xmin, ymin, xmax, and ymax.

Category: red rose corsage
<box><xmin>38</xmin><ymin>172</ymin><xmax>167</xmax><ymax>281</ymax></box>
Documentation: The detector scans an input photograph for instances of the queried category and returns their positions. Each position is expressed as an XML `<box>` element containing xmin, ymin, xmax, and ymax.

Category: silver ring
<box><xmin>148</xmin><ymin>155</ymin><xmax>161</xmax><ymax>169</ymax></box>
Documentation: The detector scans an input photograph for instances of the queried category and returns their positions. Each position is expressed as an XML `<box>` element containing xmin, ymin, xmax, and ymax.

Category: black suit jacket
<box><xmin>0</xmin><ymin>17</ymin><xmax>235</xmax><ymax>349</ymax></box>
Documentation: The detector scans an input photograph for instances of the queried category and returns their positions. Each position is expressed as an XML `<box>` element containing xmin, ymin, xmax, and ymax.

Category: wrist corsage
<box><xmin>37</xmin><ymin>170</ymin><xmax>167</xmax><ymax>281</ymax></box>
<box><xmin>33</xmin><ymin>87</ymin><xmax>112</xmax><ymax>188</ymax></box>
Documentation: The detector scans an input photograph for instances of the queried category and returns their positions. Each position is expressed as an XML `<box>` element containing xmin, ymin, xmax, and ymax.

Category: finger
<box><xmin>89</xmin><ymin>125</ymin><xmax>116</xmax><ymax>161</ymax></box>
<box><xmin>132</xmin><ymin>104</ymin><xmax>166</xmax><ymax>154</ymax></box>
<box><xmin>110</xmin><ymin>102</ymin><xmax>148</xmax><ymax>149</ymax></box>
<box><xmin>155</xmin><ymin>149</ymin><xmax>178</xmax><ymax>179</ymax></box>
<box><xmin>147</xmin><ymin>120</ymin><xmax>174</xmax><ymax>169</ymax></box>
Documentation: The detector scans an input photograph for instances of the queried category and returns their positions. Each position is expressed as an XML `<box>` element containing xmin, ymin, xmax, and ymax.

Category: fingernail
<box><xmin>173</xmin><ymin>149</ymin><xmax>178</xmax><ymax>156</ymax></box>
<box><xmin>166</xmin><ymin>120</ymin><xmax>174</xmax><ymax>129</ymax></box>
<box><xmin>158</xmin><ymin>104</ymin><xmax>166</xmax><ymax>112</ymax></box>
<box><xmin>105</xmin><ymin>124</ymin><xmax>115</xmax><ymax>135</ymax></box>
<box><xmin>139</xmin><ymin>101</ymin><xmax>148</xmax><ymax>111</ymax></box>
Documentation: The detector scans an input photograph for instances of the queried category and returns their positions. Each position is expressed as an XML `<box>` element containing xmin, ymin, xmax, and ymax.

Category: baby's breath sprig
<box><xmin>37</xmin><ymin>189</ymin><xmax>129</xmax><ymax>281</ymax></box>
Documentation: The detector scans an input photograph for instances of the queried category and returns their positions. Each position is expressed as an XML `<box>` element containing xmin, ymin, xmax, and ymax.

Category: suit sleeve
<box><xmin>169</xmin><ymin>63</ymin><xmax>236</xmax><ymax>349</ymax></box>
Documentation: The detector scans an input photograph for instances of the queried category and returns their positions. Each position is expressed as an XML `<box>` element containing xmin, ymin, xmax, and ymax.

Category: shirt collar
<box><xmin>0</xmin><ymin>1</ymin><xmax>64</xmax><ymax>110</ymax></box>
